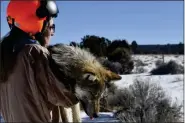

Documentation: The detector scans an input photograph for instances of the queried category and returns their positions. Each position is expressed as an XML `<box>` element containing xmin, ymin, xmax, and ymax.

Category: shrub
<box><xmin>107</xmin><ymin>47</ymin><xmax>134</xmax><ymax>74</ymax></box>
<box><xmin>98</xmin><ymin>57</ymin><xmax>124</xmax><ymax>74</ymax></box>
<box><xmin>151</xmin><ymin>60</ymin><xmax>184</xmax><ymax>75</ymax></box>
<box><xmin>135</xmin><ymin>66</ymin><xmax>147</xmax><ymax>74</ymax></box>
<box><xmin>155</xmin><ymin>60</ymin><xmax>163</xmax><ymax>67</ymax></box>
<box><xmin>112</xmin><ymin>79</ymin><xmax>183</xmax><ymax>122</ymax></box>
<box><xmin>135</xmin><ymin>59</ymin><xmax>146</xmax><ymax>67</ymax></box>
<box><xmin>100</xmin><ymin>82</ymin><xmax>118</xmax><ymax>112</ymax></box>
<box><xmin>133</xmin><ymin>59</ymin><xmax>148</xmax><ymax>74</ymax></box>
<box><xmin>121</xmin><ymin>60</ymin><xmax>134</xmax><ymax>74</ymax></box>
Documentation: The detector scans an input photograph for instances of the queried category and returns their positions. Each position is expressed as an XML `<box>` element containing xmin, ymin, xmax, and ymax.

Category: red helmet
<box><xmin>7</xmin><ymin>0</ymin><xmax>59</xmax><ymax>35</ymax></box>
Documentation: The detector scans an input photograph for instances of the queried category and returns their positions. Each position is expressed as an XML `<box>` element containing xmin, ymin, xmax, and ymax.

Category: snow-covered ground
<box><xmin>132</xmin><ymin>54</ymin><xmax>184</xmax><ymax>73</ymax></box>
<box><xmin>81</xmin><ymin>55</ymin><xmax>184</xmax><ymax>122</ymax></box>
<box><xmin>81</xmin><ymin>112</ymin><xmax>120</xmax><ymax>123</ymax></box>
<box><xmin>0</xmin><ymin>55</ymin><xmax>184</xmax><ymax>122</ymax></box>
<box><xmin>119</xmin><ymin>54</ymin><xmax>184</xmax><ymax>108</ymax></box>
<box><xmin>115</xmin><ymin>74</ymin><xmax>183</xmax><ymax>106</ymax></box>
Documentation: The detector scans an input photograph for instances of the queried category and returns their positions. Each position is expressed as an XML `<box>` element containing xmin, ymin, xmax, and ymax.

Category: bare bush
<box><xmin>108</xmin><ymin>47</ymin><xmax>134</xmax><ymax>74</ymax></box>
<box><xmin>135</xmin><ymin>59</ymin><xmax>147</xmax><ymax>67</ymax></box>
<box><xmin>154</xmin><ymin>55</ymin><xmax>158</xmax><ymax>58</ymax></box>
<box><xmin>100</xmin><ymin>82</ymin><xmax>118</xmax><ymax>112</ymax></box>
<box><xmin>98</xmin><ymin>57</ymin><xmax>124</xmax><ymax>74</ymax></box>
<box><xmin>174</xmin><ymin>55</ymin><xmax>179</xmax><ymax>58</ymax></box>
<box><xmin>133</xmin><ymin>59</ymin><xmax>148</xmax><ymax>74</ymax></box>
<box><xmin>155</xmin><ymin>60</ymin><xmax>163</xmax><ymax>67</ymax></box>
<box><xmin>151</xmin><ymin>60</ymin><xmax>184</xmax><ymax>75</ymax></box>
<box><xmin>108</xmin><ymin>79</ymin><xmax>183</xmax><ymax>122</ymax></box>
<box><xmin>135</xmin><ymin>67</ymin><xmax>147</xmax><ymax>74</ymax></box>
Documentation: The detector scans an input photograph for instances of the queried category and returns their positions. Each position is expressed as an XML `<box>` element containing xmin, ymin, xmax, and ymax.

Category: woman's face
<box><xmin>42</xmin><ymin>18</ymin><xmax>55</xmax><ymax>47</ymax></box>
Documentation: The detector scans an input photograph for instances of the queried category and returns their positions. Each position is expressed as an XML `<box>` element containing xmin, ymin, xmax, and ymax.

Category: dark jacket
<box><xmin>0</xmin><ymin>31</ymin><xmax>78</xmax><ymax>122</ymax></box>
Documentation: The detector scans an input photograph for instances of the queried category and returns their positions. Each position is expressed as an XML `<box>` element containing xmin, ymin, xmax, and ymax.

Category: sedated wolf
<box><xmin>47</xmin><ymin>44</ymin><xmax>122</xmax><ymax>122</ymax></box>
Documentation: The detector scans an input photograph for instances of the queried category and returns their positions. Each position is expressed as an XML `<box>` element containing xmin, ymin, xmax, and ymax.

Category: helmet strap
<box><xmin>34</xmin><ymin>32</ymin><xmax>43</xmax><ymax>45</ymax></box>
<box><xmin>7</xmin><ymin>16</ymin><xmax>15</xmax><ymax>30</ymax></box>
<box><xmin>35</xmin><ymin>16</ymin><xmax>51</xmax><ymax>46</ymax></box>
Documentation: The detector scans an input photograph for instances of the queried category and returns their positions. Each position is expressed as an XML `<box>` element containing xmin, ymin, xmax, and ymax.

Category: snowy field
<box><xmin>83</xmin><ymin>55</ymin><xmax>184</xmax><ymax>122</ymax></box>
<box><xmin>115</xmin><ymin>74</ymin><xmax>183</xmax><ymax>105</ymax></box>
<box><xmin>82</xmin><ymin>54</ymin><xmax>184</xmax><ymax>122</ymax></box>
<box><xmin>117</xmin><ymin>55</ymin><xmax>184</xmax><ymax>105</ymax></box>
<box><xmin>0</xmin><ymin>55</ymin><xmax>184</xmax><ymax>122</ymax></box>
<box><xmin>132</xmin><ymin>54</ymin><xmax>184</xmax><ymax>73</ymax></box>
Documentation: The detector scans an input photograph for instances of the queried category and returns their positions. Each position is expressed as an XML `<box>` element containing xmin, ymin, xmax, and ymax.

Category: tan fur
<box><xmin>48</xmin><ymin>44</ymin><xmax>122</xmax><ymax>122</ymax></box>
<box><xmin>51</xmin><ymin>69</ymin><xmax>121</xmax><ymax>123</ymax></box>
<box><xmin>84</xmin><ymin>64</ymin><xmax>121</xmax><ymax>86</ymax></box>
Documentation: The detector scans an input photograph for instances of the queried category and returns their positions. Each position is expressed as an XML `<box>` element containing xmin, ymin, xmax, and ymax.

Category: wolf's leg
<box><xmin>71</xmin><ymin>102</ymin><xmax>82</xmax><ymax>122</ymax></box>
<box><xmin>59</xmin><ymin>106</ymin><xmax>72</xmax><ymax>122</ymax></box>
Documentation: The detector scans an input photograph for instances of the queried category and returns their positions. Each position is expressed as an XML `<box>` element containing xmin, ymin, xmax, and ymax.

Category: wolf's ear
<box><xmin>106</xmin><ymin>70</ymin><xmax>122</xmax><ymax>81</ymax></box>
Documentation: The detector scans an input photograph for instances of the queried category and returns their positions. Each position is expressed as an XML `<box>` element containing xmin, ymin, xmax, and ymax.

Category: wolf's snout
<box><xmin>93</xmin><ymin>113</ymin><xmax>99</xmax><ymax>118</ymax></box>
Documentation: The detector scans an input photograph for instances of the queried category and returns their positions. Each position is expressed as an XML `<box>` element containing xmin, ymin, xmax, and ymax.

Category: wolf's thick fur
<box><xmin>48</xmin><ymin>44</ymin><xmax>121</xmax><ymax>122</ymax></box>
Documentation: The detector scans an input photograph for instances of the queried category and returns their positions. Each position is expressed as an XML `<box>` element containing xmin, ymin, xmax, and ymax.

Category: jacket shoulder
<box><xmin>22</xmin><ymin>44</ymin><xmax>50</xmax><ymax>58</ymax></box>
<box><xmin>16</xmin><ymin>44</ymin><xmax>50</xmax><ymax>64</ymax></box>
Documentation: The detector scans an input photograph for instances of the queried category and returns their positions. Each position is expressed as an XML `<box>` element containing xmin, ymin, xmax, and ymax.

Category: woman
<box><xmin>0</xmin><ymin>0</ymin><xmax>78</xmax><ymax>122</ymax></box>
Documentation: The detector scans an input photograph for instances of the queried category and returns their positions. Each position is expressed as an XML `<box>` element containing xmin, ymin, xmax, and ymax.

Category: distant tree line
<box><xmin>69</xmin><ymin>35</ymin><xmax>184</xmax><ymax>55</ymax></box>
<box><xmin>134</xmin><ymin>42</ymin><xmax>184</xmax><ymax>54</ymax></box>
<box><xmin>68</xmin><ymin>35</ymin><xmax>184</xmax><ymax>74</ymax></box>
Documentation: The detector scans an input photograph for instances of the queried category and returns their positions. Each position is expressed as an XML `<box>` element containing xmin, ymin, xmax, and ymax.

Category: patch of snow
<box><xmin>131</xmin><ymin>55</ymin><xmax>184</xmax><ymax>73</ymax></box>
<box><xmin>115</xmin><ymin>74</ymin><xmax>183</xmax><ymax>106</ymax></box>
<box><xmin>81</xmin><ymin>112</ymin><xmax>120</xmax><ymax>123</ymax></box>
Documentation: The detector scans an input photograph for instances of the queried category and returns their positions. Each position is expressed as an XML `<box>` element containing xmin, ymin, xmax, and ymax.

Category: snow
<box><xmin>118</xmin><ymin>54</ymin><xmax>184</xmax><ymax>106</ymax></box>
<box><xmin>81</xmin><ymin>112</ymin><xmax>120</xmax><ymax>123</ymax></box>
<box><xmin>114</xmin><ymin>74</ymin><xmax>183</xmax><ymax>105</ymax></box>
<box><xmin>131</xmin><ymin>55</ymin><xmax>184</xmax><ymax>73</ymax></box>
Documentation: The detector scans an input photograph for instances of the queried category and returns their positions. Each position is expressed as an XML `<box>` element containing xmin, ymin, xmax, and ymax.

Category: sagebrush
<box><xmin>100</xmin><ymin>79</ymin><xmax>183</xmax><ymax>122</ymax></box>
<box><xmin>151</xmin><ymin>60</ymin><xmax>184</xmax><ymax>75</ymax></box>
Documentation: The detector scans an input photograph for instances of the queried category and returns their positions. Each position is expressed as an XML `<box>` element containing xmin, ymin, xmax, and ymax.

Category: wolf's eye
<box><xmin>83</xmin><ymin>73</ymin><xmax>97</xmax><ymax>82</ymax></box>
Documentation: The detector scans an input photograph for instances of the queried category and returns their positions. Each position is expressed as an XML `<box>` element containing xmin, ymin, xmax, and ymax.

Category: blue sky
<box><xmin>1</xmin><ymin>1</ymin><xmax>183</xmax><ymax>45</ymax></box>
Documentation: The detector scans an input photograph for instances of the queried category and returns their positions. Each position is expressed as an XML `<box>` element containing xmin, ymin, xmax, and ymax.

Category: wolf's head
<box><xmin>73</xmin><ymin>50</ymin><xmax>122</xmax><ymax>119</ymax></box>
<box><xmin>75</xmin><ymin>69</ymin><xmax>121</xmax><ymax>119</ymax></box>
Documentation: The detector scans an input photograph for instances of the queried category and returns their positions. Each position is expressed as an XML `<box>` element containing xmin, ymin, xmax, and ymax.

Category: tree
<box><xmin>80</xmin><ymin>35</ymin><xmax>111</xmax><ymax>57</ymax></box>
<box><xmin>131</xmin><ymin>40</ymin><xmax>138</xmax><ymax>54</ymax></box>
<box><xmin>108</xmin><ymin>47</ymin><xmax>134</xmax><ymax>74</ymax></box>
<box><xmin>69</xmin><ymin>41</ymin><xmax>79</xmax><ymax>47</ymax></box>
<box><xmin>107</xmin><ymin>39</ymin><xmax>131</xmax><ymax>59</ymax></box>
<box><xmin>167</xmin><ymin>43</ymin><xmax>171</xmax><ymax>54</ymax></box>
<box><xmin>178</xmin><ymin>42</ymin><xmax>184</xmax><ymax>54</ymax></box>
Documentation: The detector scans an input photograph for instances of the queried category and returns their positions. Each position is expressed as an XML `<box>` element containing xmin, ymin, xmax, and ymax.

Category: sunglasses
<box><xmin>49</xmin><ymin>24</ymin><xmax>55</xmax><ymax>32</ymax></box>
